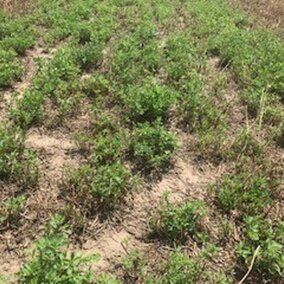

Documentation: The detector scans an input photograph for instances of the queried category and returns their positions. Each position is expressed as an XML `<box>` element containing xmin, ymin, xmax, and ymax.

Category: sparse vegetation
<box><xmin>0</xmin><ymin>0</ymin><xmax>283</xmax><ymax>283</ymax></box>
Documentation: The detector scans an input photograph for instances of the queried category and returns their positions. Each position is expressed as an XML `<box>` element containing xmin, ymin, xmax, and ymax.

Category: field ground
<box><xmin>230</xmin><ymin>0</ymin><xmax>284</xmax><ymax>32</ymax></box>
<box><xmin>0</xmin><ymin>0</ymin><xmax>283</xmax><ymax>283</ymax></box>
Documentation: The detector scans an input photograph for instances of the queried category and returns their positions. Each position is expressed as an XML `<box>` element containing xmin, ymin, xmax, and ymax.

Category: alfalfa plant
<box><xmin>236</xmin><ymin>216</ymin><xmax>284</xmax><ymax>279</ymax></box>
<box><xmin>0</xmin><ymin>48</ymin><xmax>22</xmax><ymax>89</ymax></box>
<box><xmin>123</xmin><ymin>79</ymin><xmax>176</xmax><ymax>123</ymax></box>
<box><xmin>18</xmin><ymin>214</ymin><xmax>99</xmax><ymax>284</ymax></box>
<box><xmin>130</xmin><ymin>120</ymin><xmax>177</xmax><ymax>170</ymax></box>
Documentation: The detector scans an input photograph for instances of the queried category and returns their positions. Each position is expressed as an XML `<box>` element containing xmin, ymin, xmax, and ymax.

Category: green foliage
<box><xmin>65</xmin><ymin>163</ymin><xmax>136</xmax><ymax>206</ymax></box>
<box><xmin>0</xmin><ymin>14</ymin><xmax>36</xmax><ymax>54</ymax></box>
<box><xmin>187</xmin><ymin>0</ymin><xmax>284</xmax><ymax>100</ymax></box>
<box><xmin>36</xmin><ymin>0</ymin><xmax>101</xmax><ymax>44</ymax></box>
<box><xmin>0</xmin><ymin>125</ymin><xmax>38</xmax><ymax>187</ymax></box>
<box><xmin>0</xmin><ymin>14</ymin><xmax>36</xmax><ymax>89</ymax></box>
<box><xmin>10</xmin><ymin>46</ymin><xmax>81</xmax><ymax>128</ymax></box>
<box><xmin>236</xmin><ymin>216</ymin><xmax>284</xmax><ymax>279</ymax></box>
<box><xmin>75</xmin><ymin>23</ymin><xmax>92</xmax><ymax>45</ymax></box>
<box><xmin>130</xmin><ymin>121</ymin><xmax>177</xmax><ymax>169</ymax></box>
<box><xmin>123</xmin><ymin>79</ymin><xmax>176</xmax><ymax>123</ymax></box>
<box><xmin>111</xmin><ymin>25</ymin><xmax>162</xmax><ymax>83</ymax></box>
<box><xmin>1</xmin><ymin>31</ymin><xmax>35</xmax><ymax>56</ymax></box>
<box><xmin>0</xmin><ymin>195</ymin><xmax>26</xmax><ymax>226</ymax></box>
<box><xmin>215</xmin><ymin>173</ymin><xmax>272</xmax><ymax>216</ymax></box>
<box><xmin>226</xmin><ymin>128</ymin><xmax>264</xmax><ymax>159</ymax></box>
<box><xmin>0</xmin><ymin>48</ymin><xmax>22</xmax><ymax>89</ymax></box>
<box><xmin>97</xmin><ymin>273</ymin><xmax>122</xmax><ymax>284</ymax></box>
<box><xmin>74</xmin><ymin>41</ymin><xmax>103</xmax><ymax>71</ymax></box>
<box><xmin>35</xmin><ymin>47</ymin><xmax>80</xmax><ymax>98</ymax></box>
<box><xmin>165</xmin><ymin>32</ymin><xmax>199</xmax><ymax>82</ymax></box>
<box><xmin>81</xmin><ymin>74</ymin><xmax>111</xmax><ymax>98</ymax></box>
<box><xmin>9</xmin><ymin>91</ymin><xmax>44</xmax><ymax>129</ymax></box>
<box><xmin>92</xmin><ymin>130</ymin><xmax>128</xmax><ymax>166</ymax></box>
<box><xmin>272</xmin><ymin>123</ymin><xmax>284</xmax><ymax>148</ymax></box>
<box><xmin>122</xmin><ymin>250</ymin><xmax>146</xmax><ymax>280</ymax></box>
<box><xmin>180</xmin><ymin>91</ymin><xmax>225</xmax><ymax>133</ymax></box>
<box><xmin>210</xmin><ymin>30</ymin><xmax>284</xmax><ymax>97</ymax></box>
<box><xmin>152</xmin><ymin>195</ymin><xmax>206</xmax><ymax>241</ymax></box>
<box><xmin>18</xmin><ymin>214</ymin><xmax>99</xmax><ymax>284</ymax></box>
<box><xmin>158</xmin><ymin>250</ymin><xmax>201</xmax><ymax>284</ymax></box>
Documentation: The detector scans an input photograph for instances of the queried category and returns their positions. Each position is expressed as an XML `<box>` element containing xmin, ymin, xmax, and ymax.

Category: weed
<box><xmin>215</xmin><ymin>173</ymin><xmax>272</xmax><ymax>216</ymax></box>
<box><xmin>122</xmin><ymin>250</ymin><xmax>146</xmax><ymax>281</ymax></box>
<box><xmin>64</xmin><ymin>163</ymin><xmax>136</xmax><ymax>208</ymax></box>
<box><xmin>179</xmin><ymin>88</ymin><xmax>225</xmax><ymax>133</ymax></box>
<box><xmin>75</xmin><ymin>23</ymin><xmax>92</xmax><ymax>45</ymax></box>
<box><xmin>226</xmin><ymin>128</ymin><xmax>264</xmax><ymax>159</ymax></box>
<box><xmin>1</xmin><ymin>30</ymin><xmax>35</xmax><ymax>55</ymax></box>
<box><xmin>0</xmin><ymin>195</ymin><xmax>26</xmax><ymax>226</ymax></box>
<box><xmin>158</xmin><ymin>250</ymin><xmax>202</xmax><ymax>283</ymax></box>
<box><xmin>74</xmin><ymin>41</ymin><xmax>103</xmax><ymax>71</ymax></box>
<box><xmin>165</xmin><ymin>32</ymin><xmax>199</xmax><ymax>83</ymax></box>
<box><xmin>195</xmin><ymin>126</ymin><xmax>227</xmax><ymax>161</ymax></box>
<box><xmin>97</xmin><ymin>273</ymin><xmax>122</xmax><ymax>284</ymax></box>
<box><xmin>91</xmin><ymin>106</ymin><xmax>119</xmax><ymax>135</ymax></box>
<box><xmin>111</xmin><ymin>29</ymin><xmax>162</xmax><ymax>84</ymax></box>
<box><xmin>61</xmin><ymin>205</ymin><xmax>85</xmax><ymax>234</ymax></box>
<box><xmin>0</xmin><ymin>124</ymin><xmax>38</xmax><ymax>187</ymax></box>
<box><xmin>152</xmin><ymin>195</ymin><xmax>206</xmax><ymax>241</ymax></box>
<box><xmin>271</xmin><ymin>123</ymin><xmax>284</xmax><ymax>148</ymax></box>
<box><xmin>130</xmin><ymin>120</ymin><xmax>177</xmax><ymax>169</ymax></box>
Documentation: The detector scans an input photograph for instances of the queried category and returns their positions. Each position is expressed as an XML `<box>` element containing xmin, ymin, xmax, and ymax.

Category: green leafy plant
<box><xmin>97</xmin><ymin>273</ymin><xmax>122</xmax><ymax>284</ymax></box>
<box><xmin>130</xmin><ymin>120</ymin><xmax>177</xmax><ymax>169</ymax></box>
<box><xmin>230</xmin><ymin>128</ymin><xmax>264</xmax><ymax>159</ymax></box>
<box><xmin>74</xmin><ymin>41</ymin><xmax>103</xmax><ymax>71</ymax></box>
<box><xmin>0</xmin><ymin>48</ymin><xmax>22</xmax><ymax>89</ymax></box>
<box><xmin>80</xmin><ymin>74</ymin><xmax>111</xmax><ymax>98</ymax></box>
<box><xmin>111</xmin><ymin>29</ymin><xmax>162</xmax><ymax>84</ymax></box>
<box><xmin>18</xmin><ymin>214</ymin><xmax>99</xmax><ymax>284</ymax></box>
<box><xmin>123</xmin><ymin>79</ymin><xmax>176</xmax><ymax>123</ymax></box>
<box><xmin>236</xmin><ymin>216</ymin><xmax>284</xmax><ymax>279</ymax></box>
<box><xmin>165</xmin><ymin>32</ymin><xmax>199</xmax><ymax>83</ymax></box>
<box><xmin>92</xmin><ymin>130</ymin><xmax>129</xmax><ymax>166</ymax></box>
<box><xmin>10</xmin><ymin>90</ymin><xmax>45</xmax><ymax>129</ymax></box>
